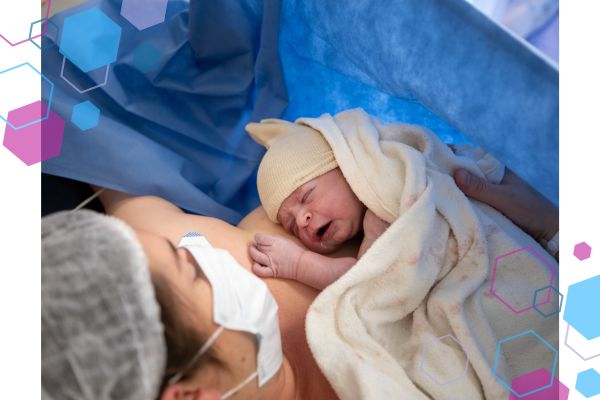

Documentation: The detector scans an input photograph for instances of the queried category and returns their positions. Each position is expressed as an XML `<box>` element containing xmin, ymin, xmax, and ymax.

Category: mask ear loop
<box><xmin>168</xmin><ymin>326</ymin><xmax>225</xmax><ymax>385</ymax></box>
<box><xmin>220</xmin><ymin>370</ymin><xmax>259</xmax><ymax>400</ymax></box>
<box><xmin>72</xmin><ymin>188</ymin><xmax>106</xmax><ymax>211</ymax></box>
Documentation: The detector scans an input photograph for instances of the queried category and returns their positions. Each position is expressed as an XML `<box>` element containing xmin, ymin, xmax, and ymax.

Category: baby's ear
<box><xmin>246</xmin><ymin>119</ymin><xmax>294</xmax><ymax>148</ymax></box>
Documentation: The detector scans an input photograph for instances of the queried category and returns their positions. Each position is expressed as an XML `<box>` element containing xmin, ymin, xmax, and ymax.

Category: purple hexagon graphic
<box><xmin>573</xmin><ymin>242</ymin><xmax>592</xmax><ymax>261</ymax></box>
<box><xmin>419</xmin><ymin>334</ymin><xmax>469</xmax><ymax>386</ymax></box>
<box><xmin>60</xmin><ymin>57</ymin><xmax>110</xmax><ymax>94</ymax></box>
<box><xmin>509</xmin><ymin>368</ymin><xmax>569</xmax><ymax>400</ymax></box>
<box><xmin>121</xmin><ymin>0</ymin><xmax>168</xmax><ymax>31</ymax></box>
<box><xmin>3</xmin><ymin>101</ymin><xmax>65</xmax><ymax>165</ymax></box>
<box><xmin>489</xmin><ymin>246</ymin><xmax>557</xmax><ymax>314</ymax></box>
<box><xmin>565</xmin><ymin>324</ymin><xmax>600</xmax><ymax>361</ymax></box>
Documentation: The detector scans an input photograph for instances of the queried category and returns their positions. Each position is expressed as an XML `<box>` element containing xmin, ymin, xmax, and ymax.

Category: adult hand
<box><xmin>453</xmin><ymin>168</ymin><xmax>558</xmax><ymax>246</ymax></box>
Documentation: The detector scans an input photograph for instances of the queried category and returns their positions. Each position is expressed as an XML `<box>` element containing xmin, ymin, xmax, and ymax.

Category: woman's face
<box><xmin>134</xmin><ymin>230</ymin><xmax>262</xmax><ymax>400</ymax></box>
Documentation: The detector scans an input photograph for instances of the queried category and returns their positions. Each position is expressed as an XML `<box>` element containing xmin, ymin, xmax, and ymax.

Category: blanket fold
<box><xmin>300</xmin><ymin>109</ymin><xmax>558</xmax><ymax>400</ymax></box>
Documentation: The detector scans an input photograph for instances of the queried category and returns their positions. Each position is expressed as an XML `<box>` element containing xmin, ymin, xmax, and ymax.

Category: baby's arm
<box><xmin>357</xmin><ymin>209</ymin><xmax>391</xmax><ymax>258</ymax></box>
<box><xmin>249</xmin><ymin>233</ymin><xmax>356</xmax><ymax>290</ymax></box>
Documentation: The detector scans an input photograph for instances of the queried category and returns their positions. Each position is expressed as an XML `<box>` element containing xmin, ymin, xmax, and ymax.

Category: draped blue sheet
<box><xmin>41</xmin><ymin>0</ymin><xmax>558</xmax><ymax>223</ymax></box>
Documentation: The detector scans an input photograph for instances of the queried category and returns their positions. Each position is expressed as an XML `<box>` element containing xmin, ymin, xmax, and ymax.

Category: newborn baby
<box><xmin>246</xmin><ymin>119</ymin><xmax>391</xmax><ymax>290</ymax></box>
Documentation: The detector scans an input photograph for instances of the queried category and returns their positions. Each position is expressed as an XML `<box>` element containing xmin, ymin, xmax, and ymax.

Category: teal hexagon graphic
<box><xmin>71</xmin><ymin>101</ymin><xmax>100</xmax><ymax>131</ymax></box>
<box><xmin>564</xmin><ymin>275</ymin><xmax>600</xmax><ymax>340</ymax></box>
<box><xmin>532</xmin><ymin>285</ymin><xmax>563</xmax><ymax>317</ymax></box>
<box><xmin>133</xmin><ymin>43</ymin><xmax>161</xmax><ymax>73</ymax></box>
<box><xmin>59</xmin><ymin>7</ymin><xmax>122</xmax><ymax>73</ymax></box>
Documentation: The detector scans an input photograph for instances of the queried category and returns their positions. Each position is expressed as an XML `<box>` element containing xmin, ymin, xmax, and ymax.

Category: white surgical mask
<box><xmin>168</xmin><ymin>232</ymin><xmax>283</xmax><ymax>398</ymax></box>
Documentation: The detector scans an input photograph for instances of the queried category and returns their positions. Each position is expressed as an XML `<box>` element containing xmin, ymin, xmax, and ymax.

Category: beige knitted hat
<box><xmin>247</xmin><ymin>118</ymin><xmax>338</xmax><ymax>223</ymax></box>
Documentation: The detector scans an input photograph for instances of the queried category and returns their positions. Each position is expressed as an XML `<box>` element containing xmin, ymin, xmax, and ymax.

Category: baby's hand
<box><xmin>358</xmin><ymin>210</ymin><xmax>390</xmax><ymax>258</ymax></box>
<box><xmin>249</xmin><ymin>233</ymin><xmax>304</xmax><ymax>280</ymax></box>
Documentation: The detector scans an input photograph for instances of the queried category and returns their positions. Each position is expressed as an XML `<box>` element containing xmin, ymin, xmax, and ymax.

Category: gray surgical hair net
<box><xmin>42</xmin><ymin>210</ymin><xmax>167</xmax><ymax>400</ymax></box>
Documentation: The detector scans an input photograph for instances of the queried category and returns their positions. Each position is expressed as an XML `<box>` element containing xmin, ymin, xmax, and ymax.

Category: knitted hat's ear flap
<box><xmin>246</xmin><ymin>119</ymin><xmax>294</xmax><ymax>148</ymax></box>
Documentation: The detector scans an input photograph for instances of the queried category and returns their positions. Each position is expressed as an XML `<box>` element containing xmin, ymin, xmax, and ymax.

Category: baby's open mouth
<box><xmin>317</xmin><ymin>221</ymin><xmax>332</xmax><ymax>240</ymax></box>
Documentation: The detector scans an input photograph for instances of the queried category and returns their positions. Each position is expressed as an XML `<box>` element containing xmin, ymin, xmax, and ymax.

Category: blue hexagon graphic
<box><xmin>493</xmin><ymin>329</ymin><xmax>558</xmax><ymax>398</ymax></box>
<box><xmin>564</xmin><ymin>275</ymin><xmax>600</xmax><ymax>340</ymax></box>
<box><xmin>576</xmin><ymin>369</ymin><xmax>600</xmax><ymax>398</ymax></box>
<box><xmin>71</xmin><ymin>101</ymin><xmax>100</xmax><ymax>131</ymax></box>
<box><xmin>59</xmin><ymin>7</ymin><xmax>122</xmax><ymax>73</ymax></box>
<box><xmin>133</xmin><ymin>43</ymin><xmax>161</xmax><ymax>73</ymax></box>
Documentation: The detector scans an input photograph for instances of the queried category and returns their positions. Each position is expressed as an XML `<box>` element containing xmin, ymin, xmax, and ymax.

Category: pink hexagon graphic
<box><xmin>3</xmin><ymin>101</ymin><xmax>65</xmax><ymax>165</ymax></box>
<box><xmin>509</xmin><ymin>368</ymin><xmax>569</xmax><ymax>400</ymax></box>
<box><xmin>419</xmin><ymin>334</ymin><xmax>469</xmax><ymax>386</ymax></box>
<box><xmin>573</xmin><ymin>242</ymin><xmax>592</xmax><ymax>261</ymax></box>
<box><xmin>489</xmin><ymin>246</ymin><xmax>557</xmax><ymax>314</ymax></box>
<box><xmin>121</xmin><ymin>0</ymin><xmax>168</xmax><ymax>31</ymax></box>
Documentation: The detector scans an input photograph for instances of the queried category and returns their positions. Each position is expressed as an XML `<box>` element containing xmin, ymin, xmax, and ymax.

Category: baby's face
<box><xmin>277</xmin><ymin>168</ymin><xmax>366</xmax><ymax>254</ymax></box>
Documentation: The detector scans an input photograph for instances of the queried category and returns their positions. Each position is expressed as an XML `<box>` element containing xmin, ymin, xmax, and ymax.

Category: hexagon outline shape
<box><xmin>489</xmin><ymin>245</ymin><xmax>557</xmax><ymax>314</ymax></box>
<box><xmin>418</xmin><ymin>334</ymin><xmax>470</xmax><ymax>386</ymax></box>
<box><xmin>0</xmin><ymin>0</ymin><xmax>52</xmax><ymax>46</ymax></box>
<box><xmin>0</xmin><ymin>62</ymin><xmax>55</xmax><ymax>130</ymax></box>
<box><xmin>532</xmin><ymin>285</ymin><xmax>563</xmax><ymax>317</ymax></box>
<box><xmin>28</xmin><ymin>18</ymin><xmax>60</xmax><ymax>50</ymax></box>
<box><xmin>493</xmin><ymin>329</ymin><xmax>558</xmax><ymax>398</ymax></box>
<box><xmin>564</xmin><ymin>324</ymin><xmax>600</xmax><ymax>361</ymax></box>
<box><xmin>60</xmin><ymin>56</ymin><xmax>110</xmax><ymax>94</ymax></box>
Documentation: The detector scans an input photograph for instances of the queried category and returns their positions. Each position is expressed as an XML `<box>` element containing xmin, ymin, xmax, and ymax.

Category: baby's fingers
<box><xmin>254</xmin><ymin>233</ymin><xmax>276</xmax><ymax>246</ymax></box>
<box><xmin>249</xmin><ymin>245</ymin><xmax>270</xmax><ymax>266</ymax></box>
<box><xmin>252</xmin><ymin>262</ymin><xmax>275</xmax><ymax>278</ymax></box>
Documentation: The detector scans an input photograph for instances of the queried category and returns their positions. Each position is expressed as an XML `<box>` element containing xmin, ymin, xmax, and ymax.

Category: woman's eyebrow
<box><xmin>169</xmin><ymin>241</ymin><xmax>205</xmax><ymax>281</ymax></box>
<box><xmin>166</xmin><ymin>239</ymin><xmax>182</xmax><ymax>270</ymax></box>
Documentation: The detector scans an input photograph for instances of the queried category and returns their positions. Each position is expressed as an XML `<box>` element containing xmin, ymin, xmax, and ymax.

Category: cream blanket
<box><xmin>296</xmin><ymin>109</ymin><xmax>558</xmax><ymax>400</ymax></box>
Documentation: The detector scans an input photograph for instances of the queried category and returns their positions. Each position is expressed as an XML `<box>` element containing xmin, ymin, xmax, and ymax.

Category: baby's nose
<box><xmin>296</xmin><ymin>210</ymin><xmax>311</xmax><ymax>227</ymax></box>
